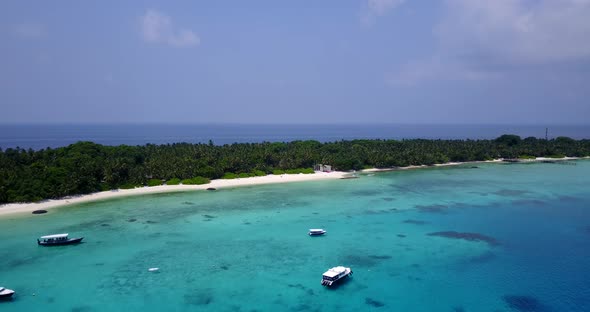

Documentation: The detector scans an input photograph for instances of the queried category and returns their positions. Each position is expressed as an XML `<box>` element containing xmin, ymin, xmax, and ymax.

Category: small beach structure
<box><xmin>37</xmin><ymin>233</ymin><xmax>84</xmax><ymax>246</ymax></box>
<box><xmin>308</xmin><ymin>229</ymin><xmax>326</xmax><ymax>236</ymax></box>
<box><xmin>314</xmin><ymin>164</ymin><xmax>332</xmax><ymax>172</ymax></box>
<box><xmin>0</xmin><ymin>287</ymin><xmax>15</xmax><ymax>299</ymax></box>
<box><xmin>321</xmin><ymin>266</ymin><xmax>353</xmax><ymax>287</ymax></box>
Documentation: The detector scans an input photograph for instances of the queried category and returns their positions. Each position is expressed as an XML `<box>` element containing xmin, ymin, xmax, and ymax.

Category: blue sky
<box><xmin>1</xmin><ymin>0</ymin><xmax>589</xmax><ymax>124</ymax></box>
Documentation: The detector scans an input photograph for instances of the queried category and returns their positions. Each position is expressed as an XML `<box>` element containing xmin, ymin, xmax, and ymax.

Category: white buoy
<box><xmin>148</xmin><ymin>267</ymin><xmax>159</xmax><ymax>272</ymax></box>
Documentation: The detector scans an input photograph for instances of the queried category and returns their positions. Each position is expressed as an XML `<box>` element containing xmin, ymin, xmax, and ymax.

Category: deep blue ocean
<box><xmin>1</xmin><ymin>124</ymin><xmax>589</xmax><ymax>150</ymax></box>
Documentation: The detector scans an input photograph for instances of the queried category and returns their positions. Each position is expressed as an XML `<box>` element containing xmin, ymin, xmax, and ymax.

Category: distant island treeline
<box><xmin>1</xmin><ymin>135</ymin><xmax>588</xmax><ymax>204</ymax></box>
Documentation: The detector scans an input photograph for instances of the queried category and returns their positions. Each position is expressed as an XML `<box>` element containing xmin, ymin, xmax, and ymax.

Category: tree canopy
<box><xmin>0</xmin><ymin>135</ymin><xmax>588</xmax><ymax>204</ymax></box>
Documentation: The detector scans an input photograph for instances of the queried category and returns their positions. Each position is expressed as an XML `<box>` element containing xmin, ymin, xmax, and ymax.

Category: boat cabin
<box><xmin>321</xmin><ymin>266</ymin><xmax>352</xmax><ymax>286</ymax></box>
<box><xmin>39</xmin><ymin>233</ymin><xmax>70</xmax><ymax>243</ymax></box>
<box><xmin>37</xmin><ymin>233</ymin><xmax>83</xmax><ymax>246</ymax></box>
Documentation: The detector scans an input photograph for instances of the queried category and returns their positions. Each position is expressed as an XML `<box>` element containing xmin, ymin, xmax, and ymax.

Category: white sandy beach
<box><xmin>0</xmin><ymin>171</ymin><xmax>348</xmax><ymax>217</ymax></box>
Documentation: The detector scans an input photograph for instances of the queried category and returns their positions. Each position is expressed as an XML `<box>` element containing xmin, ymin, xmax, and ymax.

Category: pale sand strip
<box><xmin>0</xmin><ymin>171</ymin><xmax>348</xmax><ymax>217</ymax></box>
<box><xmin>361</xmin><ymin>157</ymin><xmax>587</xmax><ymax>172</ymax></box>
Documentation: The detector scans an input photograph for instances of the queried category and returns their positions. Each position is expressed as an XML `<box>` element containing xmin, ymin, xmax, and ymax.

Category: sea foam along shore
<box><xmin>0</xmin><ymin>171</ymin><xmax>348</xmax><ymax>217</ymax></box>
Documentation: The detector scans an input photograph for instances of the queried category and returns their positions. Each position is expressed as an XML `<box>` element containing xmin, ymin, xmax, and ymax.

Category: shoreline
<box><xmin>360</xmin><ymin>156</ymin><xmax>586</xmax><ymax>172</ymax></box>
<box><xmin>0</xmin><ymin>171</ymin><xmax>349</xmax><ymax>217</ymax></box>
<box><xmin>1</xmin><ymin>156</ymin><xmax>587</xmax><ymax>217</ymax></box>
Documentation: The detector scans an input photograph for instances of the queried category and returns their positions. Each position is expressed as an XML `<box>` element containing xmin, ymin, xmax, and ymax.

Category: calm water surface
<box><xmin>1</xmin><ymin>161</ymin><xmax>589</xmax><ymax>311</ymax></box>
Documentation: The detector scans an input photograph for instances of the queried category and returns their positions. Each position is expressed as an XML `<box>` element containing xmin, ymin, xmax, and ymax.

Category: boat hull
<box><xmin>38</xmin><ymin>237</ymin><xmax>84</xmax><ymax>246</ymax></box>
<box><xmin>0</xmin><ymin>290</ymin><xmax>15</xmax><ymax>300</ymax></box>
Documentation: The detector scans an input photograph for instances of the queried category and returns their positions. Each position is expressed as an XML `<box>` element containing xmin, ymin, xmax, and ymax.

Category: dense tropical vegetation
<box><xmin>0</xmin><ymin>135</ymin><xmax>588</xmax><ymax>204</ymax></box>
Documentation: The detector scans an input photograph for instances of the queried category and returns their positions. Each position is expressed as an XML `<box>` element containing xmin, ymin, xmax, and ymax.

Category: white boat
<box><xmin>37</xmin><ymin>233</ymin><xmax>83</xmax><ymax>246</ymax></box>
<box><xmin>0</xmin><ymin>287</ymin><xmax>15</xmax><ymax>299</ymax></box>
<box><xmin>308</xmin><ymin>229</ymin><xmax>326</xmax><ymax>236</ymax></box>
<box><xmin>321</xmin><ymin>266</ymin><xmax>353</xmax><ymax>287</ymax></box>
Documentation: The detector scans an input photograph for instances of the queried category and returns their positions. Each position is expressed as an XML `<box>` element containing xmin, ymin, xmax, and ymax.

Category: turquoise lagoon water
<box><xmin>1</xmin><ymin>161</ymin><xmax>589</xmax><ymax>311</ymax></box>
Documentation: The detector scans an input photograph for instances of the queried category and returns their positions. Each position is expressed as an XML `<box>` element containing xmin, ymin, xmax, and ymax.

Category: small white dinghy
<box><xmin>308</xmin><ymin>229</ymin><xmax>326</xmax><ymax>236</ymax></box>
<box><xmin>148</xmin><ymin>267</ymin><xmax>160</xmax><ymax>272</ymax></box>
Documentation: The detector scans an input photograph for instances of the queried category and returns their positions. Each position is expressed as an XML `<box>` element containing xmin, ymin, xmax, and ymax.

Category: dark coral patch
<box><xmin>184</xmin><ymin>291</ymin><xmax>214</xmax><ymax>306</ymax></box>
<box><xmin>202</xmin><ymin>214</ymin><xmax>216</xmax><ymax>219</ymax></box>
<box><xmin>365</xmin><ymin>298</ymin><xmax>385</xmax><ymax>308</ymax></box>
<box><xmin>452</xmin><ymin>306</ymin><xmax>465</xmax><ymax>312</ymax></box>
<box><xmin>368</xmin><ymin>255</ymin><xmax>392</xmax><ymax>260</ymax></box>
<box><xmin>382</xmin><ymin>197</ymin><xmax>395</xmax><ymax>202</ymax></box>
<box><xmin>403</xmin><ymin>219</ymin><xmax>428</xmax><ymax>225</ymax></box>
<box><xmin>397</xmin><ymin>234</ymin><xmax>406</xmax><ymax>238</ymax></box>
<box><xmin>503</xmin><ymin>295</ymin><xmax>546</xmax><ymax>312</ymax></box>
<box><xmin>427</xmin><ymin>231</ymin><xmax>499</xmax><ymax>246</ymax></box>
<box><xmin>182</xmin><ymin>201</ymin><xmax>195</xmax><ymax>205</ymax></box>
<box><xmin>511</xmin><ymin>199</ymin><xmax>547</xmax><ymax>206</ymax></box>
<box><xmin>415</xmin><ymin>204</ymin><xmax>447</xmax><ymax>213</ymax></box>
<box><xmin>127</xmin><ymin>218</ymin><xmax>137</xmax><ymax>222</ymax></box>
<box><xmin>494</xmin><ymin>189</ymin><xmax>530</xmax><ymax>197</ymax></box>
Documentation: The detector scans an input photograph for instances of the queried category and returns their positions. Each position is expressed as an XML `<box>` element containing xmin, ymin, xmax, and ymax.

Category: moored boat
<box><xmin>321</xmin><ymin>266</ymin><xmax>352</xmax><ymax>287</ymax></box>
<box><xmin>0</xmin><ymin>287</ymin><xmax>15</xmax><ymax>299</ymax></box>
<box><xmin>37</xmin><ymin>233</ymin><xmax>84</xmax><ymax>246</ymax></box>
<box><xmin>308</xmin><ymin>229</ymin><xmax>326</xmax><ymax>236</ymax></box>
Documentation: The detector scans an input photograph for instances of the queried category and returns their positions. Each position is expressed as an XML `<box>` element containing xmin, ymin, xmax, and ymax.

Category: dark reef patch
<box><xmin>368</xmin><ymin>255</ymin><xmax>392</xmax><ymax>260</ymax></box>
<box><xmin>403</xmin><ymin>219</ymin><xmax>428</xmax><ymax>225</ymax></box>
<box><xmin>340</xmin><ymin>254</ymin><xmax>379</xmax><ymax>268</ymax></box>
<box><xmin>416</xmin><ymin>204</ymin><xmax>448</xmax><ymax>213</ymax></box>
<box><xmin>365</xmin><ymin>298</ymin><xmax>385</xmax><ymax>308</ymax></box>
<box><xmin>202</xmin><ymin>214</ymin><xmax>217</xmax><ymax>219</ymax></box>
<box><xmin>452</xmin><ymin>306</ymin><xmax>465</xmax><ymax>312</ymax></box>
<box><xmin>182</xmin><ymin>201</ymin><xmax>195</xmax><ymax>205</ymax></box>
<box><xmin>71</xmin><ymin>306</ymin><xmax>94</xmax><ymax>312</ymax></box>
<box><xmin>397</xmin><ymin>234</ymin><xmax>406</xmax><ymax>238</ymax></box>
<box><xmin>287</xmin><ymin>283</ymin><xmax>305</xmax><ymax>290</ymax></box>
<box><xmin>127</xmin><ymin>218</ymin><xmax>137</xmax><ymax>222</ymax></box>
<box><xmin>557</xmin><ymin>195</ymin><xmax>581</xmax><ymax>202</ymax></box>
<box><xmin>32</xmin><ymin>209</ymin><xmax>47</xmax><ymax>214</ymax></box>
<box><xmin>145</xmin><ymin>220</ymin><xmax>158</xmax><ymax>224</ymax></box>
<box><xmin>503</xmin><ymin>295</ymin><xmax>548</xmax><ymax>312</ymax></box>
<box><xmin>494</xmin><ymin>189</ymin><xmax>530</xmax><ymax>197</ymax></box>
<box><xmin>382</xmin><ymin>197</ymin><xmax>395</xmax><ymax>202</ymax></box>
<box><xmin>427</xmin><ymin>231</ymin><xmax>499</xmax><ymax>246</ymax></box>
<box><xmin>184</xmin><ymin>291</ymin><xmax>214</xmax><ymax>306</ymax></box>
<box><xmin>511</xmin><ymin>199</ymin><xmax>547</xmax><ymax>206</ymax></box>
<box><xmin>351</xmin><ymin>189</ymin><xmax>383</xmax><ymax>197</ymax></box>
<box><xmin>363</xmin><ymin>209</ymin><xmax>395</xmax><ymax>215</ymax></box>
